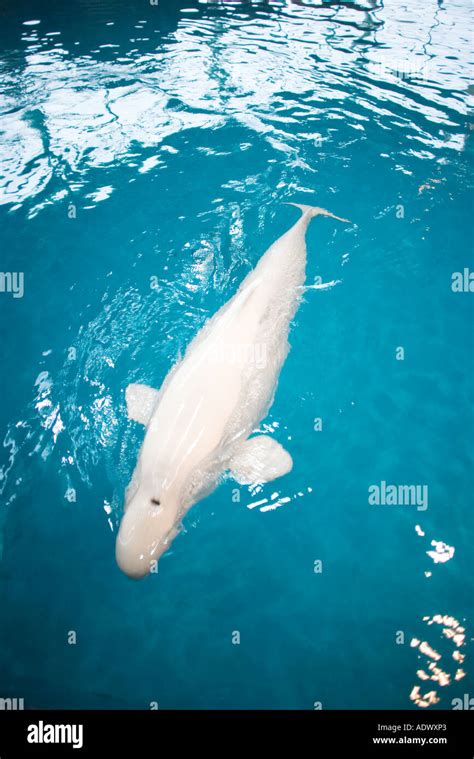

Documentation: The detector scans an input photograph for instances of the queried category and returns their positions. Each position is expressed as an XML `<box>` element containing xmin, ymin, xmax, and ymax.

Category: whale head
<box><xmin>115</xmin><ymin>486</ymin><xmax>181</xmax><ymax>579</ymax></box>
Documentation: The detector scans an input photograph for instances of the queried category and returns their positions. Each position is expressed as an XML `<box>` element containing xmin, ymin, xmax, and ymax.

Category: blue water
<box><xmin>0</xmin><ymin>0</ymin><xmax>473</xmax><ymax>710</ymax></box>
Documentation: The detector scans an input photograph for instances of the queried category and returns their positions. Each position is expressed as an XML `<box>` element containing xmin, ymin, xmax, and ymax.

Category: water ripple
<box><xmin>0</xmin><ymin>0</ymin><xmax>472</xmax><ymax>208</ymax></box>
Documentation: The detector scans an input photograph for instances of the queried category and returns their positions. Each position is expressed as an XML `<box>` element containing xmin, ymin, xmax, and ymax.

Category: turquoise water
<box><xmin>0</xmin><ymin>0</ymin><xmax>473</xmax><ymax>710</ymax></box>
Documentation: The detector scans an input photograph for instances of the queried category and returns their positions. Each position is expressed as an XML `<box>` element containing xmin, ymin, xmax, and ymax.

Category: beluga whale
<box><xmin>116</xmin><ymin>202</ymin><xmax>350</xmax><ymax>578</ymax></box>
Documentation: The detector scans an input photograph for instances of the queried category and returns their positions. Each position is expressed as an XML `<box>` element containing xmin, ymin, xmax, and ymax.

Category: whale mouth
<box><xmin>115</xmin><ymin>532</ymin><xmax>174</xmax><ymax>579</ymax></box>
<box><xmin>117</xmin><ymin>557</ymin><xmax>149</xmax><ymax>580</ymax></box>
<box><xmin>115</xmin><ymin>495</ymin><xmax>181</xmax><ymax>579</ymax></box>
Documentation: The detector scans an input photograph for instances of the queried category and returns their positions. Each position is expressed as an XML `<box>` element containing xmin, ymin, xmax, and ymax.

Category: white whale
<box><xmin>116</xmin><ymin>202</ymin><xmax>349</xmax><ymax>578</ymax></box>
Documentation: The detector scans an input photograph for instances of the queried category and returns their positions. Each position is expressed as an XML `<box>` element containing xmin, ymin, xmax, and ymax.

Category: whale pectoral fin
<box><xmin>228</xmin><ymin>436</ymin><xmax>293</xmax><ymax>485</ymax></box>
<box><xmin>125</xmin><ymin>383</ymin><xmax>160</xmax><ymax>425</ymax></box>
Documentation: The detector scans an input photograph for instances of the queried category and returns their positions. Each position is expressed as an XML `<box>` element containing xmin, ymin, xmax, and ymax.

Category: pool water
<box><xmin>0</xmin><ymin>0</ymin><xmax>473</xmax><ymax>709</ymax></box>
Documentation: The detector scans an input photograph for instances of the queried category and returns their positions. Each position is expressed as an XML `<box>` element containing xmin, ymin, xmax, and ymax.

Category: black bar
<box><xmin>0</xmin><ymin>709</ymin><xmax>472</xmax><ymax>757</ymax></box>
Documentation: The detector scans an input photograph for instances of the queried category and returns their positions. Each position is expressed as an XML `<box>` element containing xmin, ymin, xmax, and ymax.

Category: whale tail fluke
<box><xmin>286</xmin><ymin>202</ymin><xmax>351</xmax><ymax>224</ymax></box>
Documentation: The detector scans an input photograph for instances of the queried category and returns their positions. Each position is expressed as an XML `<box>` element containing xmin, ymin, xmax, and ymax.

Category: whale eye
<box><xmin>151</xmin><ymin>498</ymin><xmax>161</xmax><ymax>506</ymax></box>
